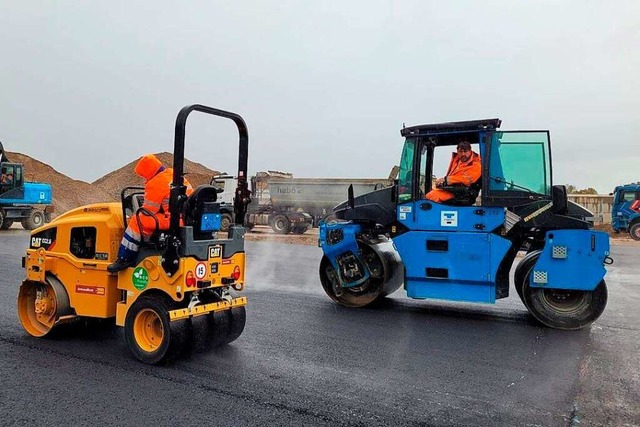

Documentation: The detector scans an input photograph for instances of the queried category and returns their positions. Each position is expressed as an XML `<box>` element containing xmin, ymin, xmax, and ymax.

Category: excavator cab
<box><xmin>319</xmin><ymin>119</ymin><xmax>610</xmax><ymax>330</ymax></box>
<box><xmin>18</xmin><ymin>104</ymin><xmax>252</xmax><ymax>364</ymax></box>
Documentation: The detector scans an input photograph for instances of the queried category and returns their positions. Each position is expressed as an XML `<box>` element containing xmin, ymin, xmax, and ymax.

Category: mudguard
<box><xmin>318</xmin><ymin>222</ymin><xmax>370</xmax><ymax>288</ymax></box>
<box><xmin>530</xmin><ymin>229</ymin><xmax>609</xmax><ymax>290</ymax></box>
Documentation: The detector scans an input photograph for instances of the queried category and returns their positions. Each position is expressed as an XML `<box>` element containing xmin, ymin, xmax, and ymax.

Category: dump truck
<box><xmin>611</xmin><ymin>183</ymin><xmax>640</xmax><ymax>240</ymax></box>
<box><xmin>252</xmin><ymin>172</ymin><xmax>397</xmax><ymax>234</ymax></box>
<box><xmin>17</xmin><ymin>105</ymin><xmax>251</xmax><ymax>364</ymax></box>
<box><xmin>318</xmin><ymin>119</ymin><xmax>611</xmax><ymax>330</ymax></box>
<box><xmin>0</xmin><ymin>141</ymin><xmax>53</xmax><ymax>230</ymax></box>
<box><xmin>212</xmin><ymin>171</ymin><xmax>394</xmax><ymax>234</ymax></box>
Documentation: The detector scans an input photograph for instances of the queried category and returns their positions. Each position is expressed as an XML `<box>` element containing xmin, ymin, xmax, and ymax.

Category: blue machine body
<box><xmin>318</xmin><ymin>119</ymin><xmax>611</xmax><ymax>329</ymax></box>
<box><xmin>393</xmin><ymin>202</ymin><xmax>512</xmax><ymax>303</ymax></box>
<box><xmin>611</xmin><ymin>184</ymin><xmax>640</xmax><ymax>233</ymax></box>
<box><xmin>530</xmin><ymin>229</ymin><xmax>609</xmax><ymax>290</ymax></box>
<box><xmin>0</xmin><ymin>182</ymin><xmax>52</xmax><ymax>205</ymax></box>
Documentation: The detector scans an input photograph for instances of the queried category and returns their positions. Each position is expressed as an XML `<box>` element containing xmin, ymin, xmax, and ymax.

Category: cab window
<box><xmin>621</xmin><ymin>192</ymin><xmax>640</xmax><ymax>202</ymax></box>
<box><xmin>70</xmin><ymin>227</ymin><xmax>97</xmax><ymax>259</ymax></box>
<box><xmin>397</xmin><ymin>139</ymin><xmax>416</xmax><ymax>202</ymax></box>
<box><xmin>488</xmin><ymin>131</ymin><xmax>551</xmax><ymax>196</ymax></box>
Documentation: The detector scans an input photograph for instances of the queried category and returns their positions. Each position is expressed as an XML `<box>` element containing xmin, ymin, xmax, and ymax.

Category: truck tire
<box><xmin>22</xmin><ymin>210</ymin><xmax>45</xmax><ymax>230</ymax></box>
<box><xmin>271</xmin><ymin>214</ymin><xmax>291</xmax><ymax>234</ymax></box>
<box><xmin>629</xmin><ymin>222</ymin><xmax>640</xmax><ymax>241</ymax></box>
<box><xmin>291</xmin><ymin>225</ymin><xmax>309</xmax><ymax>234</ymax></box>
<box><xmin>1</xmin><ymin>218</ymin><xmax>13</xmax><ymax>230</ymax></box>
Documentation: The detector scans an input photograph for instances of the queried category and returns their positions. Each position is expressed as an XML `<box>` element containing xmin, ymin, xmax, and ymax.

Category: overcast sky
<box><xmin>0</xmin><ymin>1</ymin><xmax>638</xmax><ymax>193</ymax></box>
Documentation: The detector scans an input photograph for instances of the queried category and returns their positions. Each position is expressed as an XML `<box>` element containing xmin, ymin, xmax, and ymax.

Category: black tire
<box><xmin>21</xmin><ymin>210</ymin><xmax>45</xmax><ymax>230</ymax></box>
<box><xmin>220</xmin><ymin>213</ymin><xmax>233</xmax><ymax>232</ymax></box>
<box><xmin>514</xmin><ymin>250</ymin><xmax>542</xmax><ymax>307</ymax></box>
<box><xmin>184</xmin><ymin>309</ymin><xmax>229</xmax><ymax>353</ymax></box>
<box><xmin>522</xmin><ymin>268</ymin><xmax>608</xmax><ymax>330</ymax></box>
<box><xmin>629</xmin><ymin>222</ymin><xmax>640</xmax><ymax>241</ymax></box>
<box><xmin>223</xmin><ymin>306</ymin><xmax>246</xmax><ymax>345</ymax></box>
<box><xmin>271</xmin><ymin>214</ymin><xmax>291</xmax><ymax>234</ymax></box>
<box><xmin>124</xmin><ymin>295</ymin><xmax>189</xmax><ymax>364</ymax></box>
<box><xmin>0</xmin><ymin>210</ymin><xmax>4</xmax><ymax>230</ymax></box>
<box><xmin>290</xmin><ymin>225</ymin><xmax>309</xmax><ymax>235</ymax></box>
<box><xmin>1</xmin><ymin>219</ymin><xmax>13</xmax><ymax>230</ymax></box>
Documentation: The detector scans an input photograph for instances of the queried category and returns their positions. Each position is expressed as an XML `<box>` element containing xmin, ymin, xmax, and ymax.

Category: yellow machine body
<box><xmin>21</xmin><ymin>202</ymin><xmax>247</xmax><ymax>331</ymax></box>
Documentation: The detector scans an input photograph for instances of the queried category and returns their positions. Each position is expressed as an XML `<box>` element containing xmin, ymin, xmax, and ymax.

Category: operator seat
<box><xmin>441</xmin><ymin>177</ymin><xmax>482</xmax><ymax>207</ymax></box>
<box><xmin>183</xmin><ymin>184</ymin><xmax>221</xmax><ymax>240</ymax></box>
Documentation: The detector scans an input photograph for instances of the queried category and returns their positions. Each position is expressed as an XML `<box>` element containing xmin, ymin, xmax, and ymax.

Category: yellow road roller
<box><xmin>18</xmin><ymin>104</ymin><xmax>252</xmax><ymax>364</ymax></box>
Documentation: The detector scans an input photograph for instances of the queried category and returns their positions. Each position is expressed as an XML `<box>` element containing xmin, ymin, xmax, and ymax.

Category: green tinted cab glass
<box><xmin>398</xmin><ymin>139</ymin><xmax>415</xmax><ymax>202</ymax></box>
<box><xmin>489</xmin><ymin>131</ymin><xmax>551</xmax><ymax>196</ymax></box>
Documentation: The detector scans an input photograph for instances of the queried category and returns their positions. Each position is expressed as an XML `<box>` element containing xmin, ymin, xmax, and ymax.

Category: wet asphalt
<box><xmin>0</xmin><ymin>230</ymin><xmax>638</xmax><ymax>426</ymax></box>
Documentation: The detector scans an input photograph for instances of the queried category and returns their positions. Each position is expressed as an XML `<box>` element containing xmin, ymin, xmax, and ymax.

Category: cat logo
<box><xmin>31</xmin><ymin>237</ymin><xmax>52</xmax><ymax>248</ymax></box>
<box><xmin>208</xmin><ymin>245</ymin><xmax>222</xmax><ymax>259</ymax></box>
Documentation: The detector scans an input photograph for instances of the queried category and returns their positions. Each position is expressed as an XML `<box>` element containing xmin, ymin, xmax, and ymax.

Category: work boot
<box><xmin>107</xmin><ymin>258</ymin><xmax>135</xmax><ymax>273</ymax></box>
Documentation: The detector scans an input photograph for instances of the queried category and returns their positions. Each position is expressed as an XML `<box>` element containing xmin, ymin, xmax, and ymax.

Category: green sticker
<box><xmin>132</xmin><ymin>267</ymin><xmax>149</xmax><ymax>290</ymax></box>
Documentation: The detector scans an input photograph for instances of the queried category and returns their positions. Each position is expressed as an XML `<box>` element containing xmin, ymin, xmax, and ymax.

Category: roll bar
<box><xmin>169</xmin><ymin>104</ymin><xmax>250</xmax><ymax>233</ymax></box>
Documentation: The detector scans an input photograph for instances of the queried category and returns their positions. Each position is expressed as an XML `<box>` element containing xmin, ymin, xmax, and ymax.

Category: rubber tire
<box><xmin>223</xmin><ymin>306</ymin><xmax>246</xmax><ymax>345</ymax></box>
<box><xmin>629</xmin><ymin>222</ymin><xmax>640</xmax><ymax>241</ymax></box>
<box><xmin>514</xmin><ymin>250</ymin><xmax>542</xmax><ymax>307</ymax></box>
<box><xmin>124</xmin><ymin>295</ymin><xmax>189</xmax><ymax>364</ymax></box>
<box><xmin>291</xmin><ymin>225</ymin><xmax>309</xmax><ymax>235</ymax></box>
<box><xmin>271</xmin><ymin>214</ymin><xmax>291</xmax><ymax>234</ymax></box>
<box><xmin>21</xmin><ymin>210</ymin><xmax>45</xmax><ymax>230</ymax></box>
<box><xmin>0</xmin><ymin>211</ymin><xmax>11</xmax><ymax>230</ymax></box>
<box><xmin>522</xmin><ymin>270</ymin><xmax>608</xmax><ymax>330</ymax></box>
<box><xmin>0</xmin><ymin>210</ymin><xmax>4</xmax><ymax>230</ymax></box>
<box><xmin>220</xmin><ymin>213</ymin><xmax>233</xmax><ymax>232</ymax></box>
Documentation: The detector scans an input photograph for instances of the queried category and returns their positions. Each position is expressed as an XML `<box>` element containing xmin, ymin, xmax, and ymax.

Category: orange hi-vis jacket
<box><xmin>426</xmin><ymin>151</ymin><xmax>481</xmax><ymax>203</ymax></box>
<box><xmin>130</xmin><ymin>154</ymin><xmax>193</xmax><ymax>236</ymax></box>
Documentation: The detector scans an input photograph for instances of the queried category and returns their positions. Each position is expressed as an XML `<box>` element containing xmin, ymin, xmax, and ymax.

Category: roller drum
<box><xmin>320</xmin><ymin>237</ymin><xmax>404</xmax><ymax>307</ymax></box>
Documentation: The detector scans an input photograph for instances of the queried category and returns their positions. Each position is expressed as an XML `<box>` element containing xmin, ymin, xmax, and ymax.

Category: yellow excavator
<box><xmin>17</xmin><ymin>104</ymin><xmax>252</xmax><ymax>364</ymax></box>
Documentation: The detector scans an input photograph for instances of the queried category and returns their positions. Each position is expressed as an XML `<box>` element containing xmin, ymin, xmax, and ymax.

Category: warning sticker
<box><xmin>399</xmin><ymin>206</ymin><xmax>412</xmax><ymax>213</ymax></box>
<box><xmin>441</xmin><ymin>211</ymin><xmax>458</xmax><ymax>227</ymax></box>
<box><xmin>195</xmin><ymin>262</ymin><xmax>207</xmax><ymax>280</ymax></box>
<box><xmin>76</xmin><ymin>285</ymin><xmax>105</xmax><ymax>295</ymax></box>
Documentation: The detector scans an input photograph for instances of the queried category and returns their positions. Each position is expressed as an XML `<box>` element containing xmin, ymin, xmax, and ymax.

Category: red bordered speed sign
<box><xmin>194</xmin><ymin>262</ymin><xmax>207</xmax><ymax>280</ymax></box>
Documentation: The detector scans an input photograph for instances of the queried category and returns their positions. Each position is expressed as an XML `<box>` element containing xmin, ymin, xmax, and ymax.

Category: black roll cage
<box><xmin>169</xmin><ymin>104</ymin><xmax>250</xmax><ymax>235</ymax></box>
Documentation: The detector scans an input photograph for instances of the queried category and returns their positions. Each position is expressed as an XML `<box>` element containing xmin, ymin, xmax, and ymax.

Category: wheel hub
<box><xmin>134</xmin><ymin>309</ymin><xmax>164</xmax><ymax>352</ymax></box>
<box><xmin>541</xmin><ymin>289</ymin><xmax>588</xmax><ymax>313</ymax></box>
<box><xmin>34</xmin><ymin>289</ymin><xmax>54</xmax><ymax>316</ymax></box>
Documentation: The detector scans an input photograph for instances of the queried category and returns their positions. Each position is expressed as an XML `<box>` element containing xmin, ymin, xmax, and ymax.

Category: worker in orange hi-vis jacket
<box><xmin>425</xmin><ymin>140</ymin><xmax>481</xmax><ymax>203</ymax></box>
<box><xmin>108</xmin><ymin>154</ymin><xmax>193</xmax><ymax>273</ymax></box>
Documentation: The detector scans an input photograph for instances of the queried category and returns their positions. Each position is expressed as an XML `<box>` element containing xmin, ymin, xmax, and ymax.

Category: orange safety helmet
<box><xmin>134</xmin><ymin>154</ymin><xmax>163</xmax><ymax>180</ymax></box>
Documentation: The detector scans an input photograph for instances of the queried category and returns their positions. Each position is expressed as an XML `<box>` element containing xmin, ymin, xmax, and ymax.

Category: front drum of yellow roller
<box><xmin>17</xmin><ymin>276</ymin><xmax>73</xmax><ymax>337</ymax></box>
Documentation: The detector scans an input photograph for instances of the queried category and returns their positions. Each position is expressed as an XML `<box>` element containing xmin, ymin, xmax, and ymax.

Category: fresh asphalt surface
<box><xmin>0</xmin><ymin>230</ymin><xmax>638</xmax><ymax>426</ymax></box>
